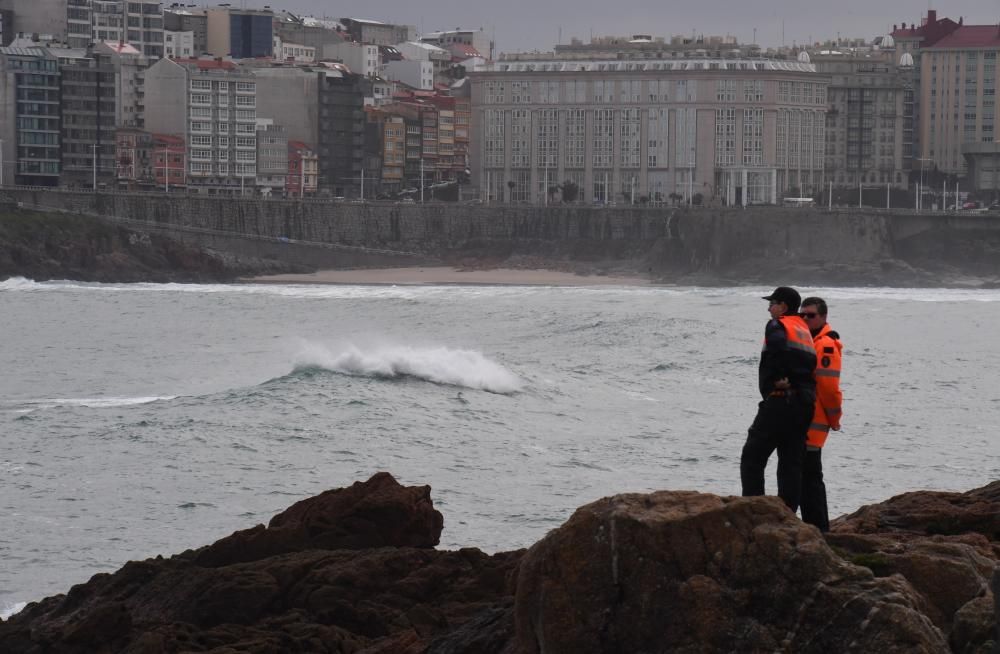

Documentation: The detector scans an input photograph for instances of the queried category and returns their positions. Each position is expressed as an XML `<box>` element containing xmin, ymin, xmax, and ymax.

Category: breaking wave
<box><xmin>291</xmin><ymin>342</ymin><xmax>523</xmax><ymax>394</ymax></box>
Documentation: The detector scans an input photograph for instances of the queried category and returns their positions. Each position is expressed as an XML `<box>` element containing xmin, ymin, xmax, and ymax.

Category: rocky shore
<box><xmin>0</xmin><ymin>208</ymin><xmax>308</xmax><ymax>283</ymax></box>
<box><xmin>1</xmin><ymin>472</ymin><xmax>996</xmax><ymax>653</ymax></box>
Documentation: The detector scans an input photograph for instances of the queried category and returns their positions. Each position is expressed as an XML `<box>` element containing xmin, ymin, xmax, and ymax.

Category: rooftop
<box><xmin>926</xmin><ymin>25</ymin><xmax>1000</xmax><ymax>49</ymax></box>
<box><xmin>479</xmin><ymin>58</ymin><xmax>817</xmax><ymax>73</ymax></box>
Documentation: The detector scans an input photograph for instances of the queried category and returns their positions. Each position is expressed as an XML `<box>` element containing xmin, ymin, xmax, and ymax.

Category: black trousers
<box><xmin>740</xmin><ymin>396</ymin><xmax>812</xmax><ymax>513</ymax></box>
<box><xmin>800</xmin><ymin>447</ymin><xmax>830</xmax><ymax>532</ymax></box>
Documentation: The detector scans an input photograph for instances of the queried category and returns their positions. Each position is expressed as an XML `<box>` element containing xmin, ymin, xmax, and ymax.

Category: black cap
<box><xmin>762</xmin><ymin>286</ymin><xmax>801</xmax><ymax>312</ymax></box>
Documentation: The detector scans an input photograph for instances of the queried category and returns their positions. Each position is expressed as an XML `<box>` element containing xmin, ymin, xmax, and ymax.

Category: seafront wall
<box><xmin>4</xmin><ymin>188</ymin><xmax>999</xmax><ymax>280</ymax></box>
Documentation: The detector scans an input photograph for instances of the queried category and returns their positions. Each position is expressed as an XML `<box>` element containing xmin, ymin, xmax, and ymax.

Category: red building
<box><xmin>287</xmin><ymin>141</ymin><xmax>319</xmax><ymax>197</ymax></box>
<box><xmin>153</xmin><ymin>134</ymin><xmax>186</xmax><ymax>191</ymax></box>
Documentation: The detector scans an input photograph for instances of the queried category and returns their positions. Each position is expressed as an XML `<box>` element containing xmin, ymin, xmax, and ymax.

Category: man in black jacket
<box><xmin>740</xmin><ymin>286</ymin><xmax>817</xmax><ymax>512</ymax></box>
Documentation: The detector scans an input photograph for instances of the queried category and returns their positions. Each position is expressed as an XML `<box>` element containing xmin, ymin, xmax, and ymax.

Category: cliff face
<box><xmin>0</xmin><ymin>208</ymin><xmax>306</xmax><ymax>283</ymax></box>
<box><xmin>1</xmin><ymin>473</ymin><xmax>996</xmax><ymax>653</ymax></box>
<box><xmin>7</xmin><ymin>189</ymin><xmax>1000</xmax><ymax>286</ymax></box>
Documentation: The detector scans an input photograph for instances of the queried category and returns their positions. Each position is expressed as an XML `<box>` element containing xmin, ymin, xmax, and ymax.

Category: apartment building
<box><xmin>153</xmin><ymin>132</ymin><xmax>184</xmax><ymax>189</ymax></box>
<box><xmin>115</xmin><ymin>127</ymin><xmax>152</xmax><ymax>188</ymax></box>
<box><xmin>0</xmin><ymin>0</ymin><xmax>68</xmax><ymax>45</ymax></box>
<box><xmin>920</xmin><ymin>26</ymin><xmax>1000</xmax><ymax>181</ymax></box>
<box><xmin>250</xmin><ymin>66</ymin><xmax>318</xmax><ymax>146</ymax></box>
<box><xmin>255</xmin><ymin>120</ymin><xmax>287</xmax><ymax>194</ymax></box>
<box><xmin>64</xmin><ymin>0</ymin><xmax>164</xmax><ymax>57</ymax></box>
<box><xmin>165</xmin><ymin>30</ymin><xmax>195</xmax><ymax>58</ymax></box>
<box><xmin>339</xmin><ymin>17</ymin><xmax>413</xmax><ymax>47</ymax></box>
<box><xmin>0</xmin><ymin>45</ymin><xmax>61</xmax><ymax>185</ymax></box>
<box><xmin>272</xmin><ymin>36</ymin><xmax>315</xmax><ymax>63</ymax></box>
<box><xmin>470</xmin><ymin>57</ymin><xmax>828</xmax><ymax>205</ymax></box>
<box><xmin>94</xmin><ymin>41</ymin><xmax>147</xmax><ymax>130</ymax></box>
<box><xmin>273</xmin><ymin>12</ymin><xmax>345</xmax><ymax>54</ymax></box>
<box><xmin>144</xmin><ymin>57</ymin><xmax>258</xmax><ymax>193</ymax></box>
<box><xmin>384</xmin><ymin>59</ymin><xmax>434</xmax><ymax>90</ymax></box>
<box><xmin>364</xmin><ymin>109</ymin><xmax>405</xmax><ymax>194</ymax></box>
<box><xmin>286</xmin><ymin>139</ymin><xmax>317</xmax><ymax>196</ymax></box>
<box><xmin>420</xmin><ymin>28</ymin><xmax>492</xmax><ymax>61</ymax></box>
<box><xmin>317</xmin><ymin>64</ymin><xmax>369</xmax><ymax>196</ymax></box>
<box><xmin>164</xmin><ymin>8</ymin><xmax>207</xmax><ymax>55</ymax></box>
<box><xmin>812</xmin><ymin>46</ymin><xmax>913</xmax><ymax>188</ymax></box>
<box><xmin>205</xmin><ymin>7</ymin><xmax>272</xmax><ymax>59</ymax></box>
<box><xmin>322</xmin><ymin>41</ymin><xmax>379</xmax><ymax>77</ymax></box>
<box><xmin>54</xmin><ymin>47</ymin><xmax>117</xmax><ymax>187</ymax></box>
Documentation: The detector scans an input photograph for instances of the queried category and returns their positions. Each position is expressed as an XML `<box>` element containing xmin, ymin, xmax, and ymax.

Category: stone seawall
<box><xmin>7</xmin><ymin>189</ymin><xmax>1000</xmax><ymax>284</ymax></box>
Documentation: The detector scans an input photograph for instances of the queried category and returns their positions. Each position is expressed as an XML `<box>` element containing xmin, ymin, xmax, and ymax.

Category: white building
<box><xmin>322</xmin><ymin>41</ymin><xmax>379</xmax><ymax>76</ymax></box>
<box><xmin>272</xmin><ymin>35</ymin><xmax>315</xmax><ymax>63</ymax></box>
<box><xmin>420</xmin><ymin>28</ymin><xmax>491</xmax><ymax>60</ymax></box>
<box><xmin>144</xmin><ymin>57</ymin><xmax>258</xmax><ymax>193</ymax></box>
<box><xmin>384</xmin><ymin>59</ymin><xmax>434</xmax><ymax>90</ymax></box>
<box><xmin>94</xmin><ymin>41</ymin><xmax>148</xmax><ymax>129</ymax></box>
<box><xmin>76</xmin><ymin>0</ymin><xmax>164</xmax><ymax>58</ymax></box>
<box><xmin>164</xmin><ymin>30</ymin><xmax>194</xmax><ymax>59</ymax></box>
<box><xmin>470</xmin><ymin>57</ymin><xmax>829</xmax><ymax>205</ymax></box>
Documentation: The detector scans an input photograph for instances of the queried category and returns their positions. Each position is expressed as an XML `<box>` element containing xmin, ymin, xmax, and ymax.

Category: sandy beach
<box><xmin>244</xmin><ymin>267</ymin><xmax>653</xmax><ymax>287</ymax></box>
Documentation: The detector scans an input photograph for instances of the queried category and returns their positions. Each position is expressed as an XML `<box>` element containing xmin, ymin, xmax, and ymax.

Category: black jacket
<box><xmin>758</xmin><ymin>317</ymin><xmax>817</xmax><ymax>404</ymax></box>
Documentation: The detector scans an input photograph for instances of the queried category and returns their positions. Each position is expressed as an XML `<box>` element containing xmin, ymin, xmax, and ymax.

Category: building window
<box><xmin>716</xmin><ymin>79</ymin><xmax>736</xmax><ymax>102</ymax></box>
<box><xmin>591</xmin><ymin>108</ymin><xmax>614</xmax><ymax>168</ymax></box>
<box><xmin>742</xmin><ymin>108</ymin><xmax>763</xmax><ymax>166</ymax></box>
<box><xmin>563</xmin><ymin>108</ymin><xmax>585</xmax><ymax>168</ymax></box>
<box><xmin>715</xmin><ymin>107</ymin><xmax>736</xmax><ymax>166</ymax></box>
<box><xmin>619</xmin><ymin>108</ymin><xmax>640</xmax><ymax>167</ymax></box>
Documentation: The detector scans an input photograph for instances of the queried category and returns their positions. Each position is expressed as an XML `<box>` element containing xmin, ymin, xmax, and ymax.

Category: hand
<box><xmin>774</xmin><ymin>378</ymin><xmax>790</xmax><ymax>390</ymax></box>
<box><xmin>832</xmin><ymin>426</ymin><xmax>841</xmax><ymax>431</ymax></box>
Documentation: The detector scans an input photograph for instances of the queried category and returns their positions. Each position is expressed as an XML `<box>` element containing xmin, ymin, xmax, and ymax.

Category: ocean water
<box><xmin>2</xmin><ymin>277</ymin><xmax>999</xmax><ymax>616</ymax></box>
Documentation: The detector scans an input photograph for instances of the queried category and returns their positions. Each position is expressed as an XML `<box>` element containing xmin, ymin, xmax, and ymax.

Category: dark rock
<box><xmin>827</xmin><ymin>481</ymin><xmax>1000</xmax><ymax>652</ymax></box>
<box><xmin>2</xmin><ymin>473</ymin><xmax>997</xmax><ymax>653</ymax></box>
<box><xmin>512</xmin><ymin>491</ymin><xmax>948</xmax><ymax>653</ymax></box>
<box><xmin>191</xmin><ymin>471</ymin><xmax>444</xmax><ymax>567</ymax></box>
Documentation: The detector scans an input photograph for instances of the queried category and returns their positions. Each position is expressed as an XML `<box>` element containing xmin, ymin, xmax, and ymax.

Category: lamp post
<box><xmin>917</xmin><ymin>157</ymin><xmax>932</xmax><ymax>210</ymax></box>
<box><xmin>688</xmin><ymin>162</ymin><xmax>694</xmax><ymax>206</ymax></box>
<box><xmin>0</xmin><ymin>138</ymin><xmax>4</xmax><ymax>187</ymax></box>
<box><xmin>92</xmin><ymin>144</ymin><xmax>98</xmax><ymax>191</ymax></box>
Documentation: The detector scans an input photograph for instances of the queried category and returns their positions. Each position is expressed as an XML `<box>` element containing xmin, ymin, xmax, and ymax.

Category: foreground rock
<box><xmin>1</xmin><ymin>475</ymin><xmax>997</xmax><ymax>653</ymax></box>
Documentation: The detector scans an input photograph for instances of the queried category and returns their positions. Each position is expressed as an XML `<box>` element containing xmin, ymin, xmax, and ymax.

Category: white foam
<box><xmin>0</xmin><ymin>277</ymin><xmax>39</xmax><ymax>291</ymax></box>
<box><xmin>294</xmin><ymin>342</ymin><xmax>523</xmax><ymax>394</ymax></box>
<box><xmin>1</xmin><ymin>601</ymin><xmax>26</xmax><ymax>620</ymax></box>
<box><xmin>6</xmin><ymin>277</ymin><xmax>1000</xmax><ymax>302</ymax></box>
<box><xmin>30</xmin><ymin>396</ymin><xmax>175</xmax><ymax>409</ymax></box>
<box><xmin>747</xmin><ymin>286</ymin><xmax>1000</xmax><ymax>303</ymax></box>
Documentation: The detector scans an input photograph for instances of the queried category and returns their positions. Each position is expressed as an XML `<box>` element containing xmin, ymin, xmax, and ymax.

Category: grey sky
<box><xmin>276</xmin><ymin>1</ymin><xmax>998</xmax><ymax>53</ymax></box>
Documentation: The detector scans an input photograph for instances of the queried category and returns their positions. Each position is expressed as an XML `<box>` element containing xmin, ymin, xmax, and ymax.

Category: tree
<box><xmin>692</xmin><ymin>192</ymin><xmax>704</xmax><ymax>206</ymax></box>
<box><xmin>668</xmin><ymin>192</ymin><xmax>683</xmax><ymax>206</ymax></box>
<box><xmin>560</xmin><ymin>180</ymin><xmax>579</xmax><ymax>203</ymax></box>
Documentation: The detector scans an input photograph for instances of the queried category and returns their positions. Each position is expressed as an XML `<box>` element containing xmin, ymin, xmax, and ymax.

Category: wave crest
<box><xmin>293</xmin><ymin>343</ymin><xmax>523</xmax><ymax>394</ymax></box>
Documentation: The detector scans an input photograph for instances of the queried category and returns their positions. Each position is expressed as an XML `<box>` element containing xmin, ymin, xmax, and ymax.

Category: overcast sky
<box><xmin>273</xmin><ymin>1</ymin><xmax>998</xmax><ymax>53</ymax></box>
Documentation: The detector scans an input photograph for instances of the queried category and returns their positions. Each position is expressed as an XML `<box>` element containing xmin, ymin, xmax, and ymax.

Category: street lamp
<box><xmin>917</xmin><ymin>157</ymin><xmax>933</xmax><ymax>210</ymax></box>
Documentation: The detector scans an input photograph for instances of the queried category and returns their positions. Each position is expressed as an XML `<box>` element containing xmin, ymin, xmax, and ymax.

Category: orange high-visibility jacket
<box><xmin>807</xmin><ymin>323</ymin><xmax>843</xmax><ymax>448</ymax></box>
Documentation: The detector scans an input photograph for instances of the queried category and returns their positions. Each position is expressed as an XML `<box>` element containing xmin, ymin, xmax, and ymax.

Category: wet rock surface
<box><xmin>1</xmin><ymin>475</ymin><xmax>996</xmax><ymax>653</ymax></box>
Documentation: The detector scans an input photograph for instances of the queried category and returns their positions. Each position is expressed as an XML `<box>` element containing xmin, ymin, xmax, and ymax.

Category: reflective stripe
<box><xmin>825</xmin><ymin>407</ymin><xmax>842</xmax><ymax>416</ymax></box>
<box><xmin>806</xmin><ymin>445</ymin><xmax>821</xmax><ymax>452</ymax></box>
<box><xmin>815</xmin><ymin>369</ymin><xmax>840</xmax><ymax>378</ymax></box>
<box><xmin>809</xmin><ymin>422</ymin><xmax>830</xmax><ymax>433</ymax></box>
<box><xmin>787</xmin><ymin>340</ymin><xmax>816</xmax><ymax>355</ymax></box>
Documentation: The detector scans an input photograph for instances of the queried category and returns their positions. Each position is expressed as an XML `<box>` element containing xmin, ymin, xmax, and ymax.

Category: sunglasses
<box><xmin>799</xmin><ymin>312</ymin><xmax>820</xmax><ymax>319</ymax></box>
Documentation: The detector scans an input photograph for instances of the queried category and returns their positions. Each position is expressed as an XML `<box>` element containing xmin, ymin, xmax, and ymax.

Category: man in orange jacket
<box><xmin>798</xmin><ymin>297</ymin><xmax>843</xmax><ymax>532</ymax></box>
<box><xmin>741</xmin><ymin>287</ymin><xmax>817</xmax><ymax>513</ymax></box>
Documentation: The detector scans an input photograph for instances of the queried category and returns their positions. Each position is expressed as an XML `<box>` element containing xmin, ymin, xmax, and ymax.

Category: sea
<box><xmin>2</xmin><ymin>277</ymin><xmax>999</xmax><ymax>618</ymax></box>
